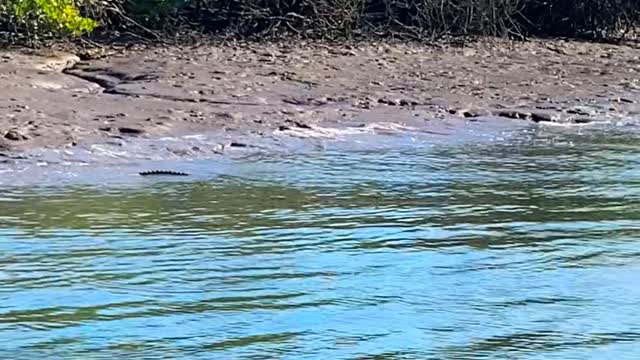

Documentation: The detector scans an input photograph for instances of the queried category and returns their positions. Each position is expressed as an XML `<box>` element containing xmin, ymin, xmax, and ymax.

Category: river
<box><xmin>1</xmin><ymin>127</ymin><xmax>639</xmax><ymax>359</ymax></box>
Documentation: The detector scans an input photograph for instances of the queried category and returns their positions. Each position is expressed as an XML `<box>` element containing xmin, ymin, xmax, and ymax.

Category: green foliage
<box><xmin>8</xmin><ymin>0</ymin><xmax>96</xmax><ymax>36</ymax></box>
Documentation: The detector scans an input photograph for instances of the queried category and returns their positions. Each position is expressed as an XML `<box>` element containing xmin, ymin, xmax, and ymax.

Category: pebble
<box><xmin>452</xmin><ymin>109</ymin><xmax>488</xmax><ymax>118</ymax></box>
<box><xmin>496</xmin><ymin>110</ymin><xmax>531</xmax><ymax>120</ymax></box>
<box><xmin>118</xmin><ymin>127</ymin><xmax>144</xmax><ymax>135</ymax></box>
<box><xmin>4</xmin><ymin>130</ymin><xmax>28</xmax><ymax>141</ymax></box>
<box><xmin>530</xmin><ymin>112</ymin><xmax>554</xmax><ymax>123</ymax></box>
<box><xmin>571</xmin><ymin>118</ymin><xmax>594</xmax><ymax>124</ymax></box>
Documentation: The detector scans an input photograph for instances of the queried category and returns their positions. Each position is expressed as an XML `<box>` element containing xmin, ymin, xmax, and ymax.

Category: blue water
<box><xmin>0</xmin><ymin>130</ymin><xmax>639</xmax><ymax>359</ymax></box>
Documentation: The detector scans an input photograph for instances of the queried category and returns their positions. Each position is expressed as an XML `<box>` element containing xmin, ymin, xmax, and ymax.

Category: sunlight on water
<box><xmin>0</xmin><ymin>130</ymin><xmax>639</xmax><ymax>359</ymax></box>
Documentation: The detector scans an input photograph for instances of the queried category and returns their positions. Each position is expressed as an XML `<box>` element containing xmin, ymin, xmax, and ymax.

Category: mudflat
<box><xmin>1</xmin><ymin>39</ymin><xmax>639</xmax><ymax>158</ymax></box>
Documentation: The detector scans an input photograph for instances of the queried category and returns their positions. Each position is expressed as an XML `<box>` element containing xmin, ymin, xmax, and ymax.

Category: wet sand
<box><xmin>1</xmin><ymin>39</ymin><xmax>639</xmax><ymax>162</ymax></box>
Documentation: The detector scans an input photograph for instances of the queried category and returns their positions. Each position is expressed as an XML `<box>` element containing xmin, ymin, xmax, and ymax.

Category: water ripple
<box><xmin>0</xmin><ymin>131</ymin><xmax>639</xmax><ymax>358</ymax></box>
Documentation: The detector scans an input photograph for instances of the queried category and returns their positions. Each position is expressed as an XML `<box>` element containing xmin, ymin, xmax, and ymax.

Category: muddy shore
<box><xmin>1</xmin><ymin>39</ymin><xmax>639</xmax><ymax>163</ymax></box>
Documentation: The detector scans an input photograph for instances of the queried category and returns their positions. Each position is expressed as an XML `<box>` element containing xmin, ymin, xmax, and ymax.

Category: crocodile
<box><xmin>139</xmin><ymin>170</ymin><xmax>190</xmax><ymax>176</ymax></box>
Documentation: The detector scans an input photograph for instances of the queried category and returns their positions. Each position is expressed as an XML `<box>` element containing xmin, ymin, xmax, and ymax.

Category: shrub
<box><xmin>1</xmin><ymin>0</ymin><xmax>638</xmax><ymax>43</ymax></box>
<box><xmin>2</xmin><ymin>0</ymin><xmax>96</xmax><ymax>37</ymax></box>
<box><xmin>158</xmin><ymin>0</ymin><xmax>639</xmax><ymax>40</ymax></box>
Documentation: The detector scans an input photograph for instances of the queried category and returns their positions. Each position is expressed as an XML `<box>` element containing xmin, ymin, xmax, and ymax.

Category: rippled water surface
<box><xmin>1</xmin><ymin>129</ymin><xmax>640</xmax><ymax>359</ymax></box>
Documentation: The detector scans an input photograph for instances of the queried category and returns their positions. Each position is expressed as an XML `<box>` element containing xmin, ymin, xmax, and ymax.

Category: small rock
<box><xmin>312</xmin><ymin>97</ymin><xmax>329</xmax><ymax>105</ymax></box>
<box><xmin>497</xmin><ymin>110</ymin><xmax>531</xmax><ymax>120</ymax></box>
<box><xmin>118</xmin><ymin>127</ymin><xmax>144</xmax><ymax>135</ymax></box>
<box><xmin>378</xmin><ymin>98</ymin><xmax>401</xmax><ymax>106</ymax></box>
<box><xmin>566</xmin><ymin>107</ymin><xmax>596</xmax><ymax>116</ymax></box>
<box><xmin>462</xmin><ymin>110</ymin><xmax>481</xmax><ymax>118</ymax></box>
<box><xmin>4</xmin><ymin>130</ymin><xmax>28</xmax><ymax>141</ymax></box>
<box><xmin>530</xmin><ymin>112</ymin><xmax>555</xmax><ymax>123</ymax></box>
<box><xmin>452</xmin><ymin>109</ymin><xmax>488</xmax><ymax>118</ymax></box>
<box><xmin>295</xmin><ymin>121</ymin><xmax>311</xmax><ymax>129</ymax></box>
<box><xmin>462</xmin><ymin>48</ymin><xmax>477</xmax><ymax>57</ymax></box>
<box><xmin>283</xmin><ymin>97</ymin><xmax>310</xmax><ymax>106</ymax></box>
<box><xmin>285</xmin><ymin>120</ymin><xmax>312</xmax><ymax>129</ymax></box>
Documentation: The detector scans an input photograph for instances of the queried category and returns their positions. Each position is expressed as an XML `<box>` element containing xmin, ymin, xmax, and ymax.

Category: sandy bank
<box><xmin>0</xmin><ymin>39</ymin><xmax>639</xmax><ymax>161</ymax></box>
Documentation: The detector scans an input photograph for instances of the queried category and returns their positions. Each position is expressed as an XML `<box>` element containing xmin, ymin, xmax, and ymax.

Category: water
<box><xmin>1</xmin><ymin>129</ymin><xmax>639</xmax><ymax>359</ymax></box>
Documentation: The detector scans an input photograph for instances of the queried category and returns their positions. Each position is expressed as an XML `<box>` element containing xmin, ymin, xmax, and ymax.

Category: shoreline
<box><xmin>0</xmin><ymin>38</ymin><xmax>639</xmax><ymax>164</ymax></box>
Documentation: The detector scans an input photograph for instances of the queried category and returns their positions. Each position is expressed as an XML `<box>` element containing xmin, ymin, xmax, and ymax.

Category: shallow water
<box><xmin>1</xmin><ymin>128</ymin><xmax>640</xmax><ymax>359</ymax></box>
